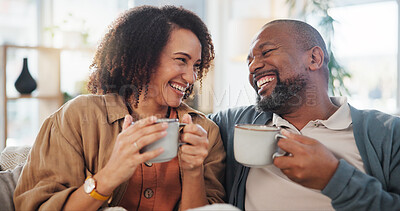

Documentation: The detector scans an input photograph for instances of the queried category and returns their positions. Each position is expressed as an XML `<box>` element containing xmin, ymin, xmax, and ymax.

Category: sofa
<box><xmin>0</xmin><ymin>146</ymin><xmax>240</xmax><ymax>211</ymax></box>
<box><xmin>0</xmin><ymin>146</ymin><xmax>127</xmax><ymax>211</ymax></box>
<box><xmin>0</xmin><ymin>146</ymin><xmax>31</xmax><ymax>211</ymax></box>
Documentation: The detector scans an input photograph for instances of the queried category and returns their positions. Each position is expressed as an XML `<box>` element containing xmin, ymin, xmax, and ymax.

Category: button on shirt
<box><xmin>245</xmin><ymin>97</ymin><xmax>366</xmax><ymax>210</ymax></box>
<box><xmin>119</xmin><ymin>108</ymin><xmax>181</xmax><ymax>211</ymax></box>
<box><xmin>119</xmin><ymin>156</ymin><xmax>181</xmax><ymax>211</ymax></box>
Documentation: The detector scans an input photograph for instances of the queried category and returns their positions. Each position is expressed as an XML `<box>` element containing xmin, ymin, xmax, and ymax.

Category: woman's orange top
<box><xmin>119</xmin><ymin>157</ymin><xmax>181</xmax><ymax>211</ymax></box>
<box><xmin>119</xmin><ymin>108</ymin><xmax>181</xmax><ymax>210</ymax></box>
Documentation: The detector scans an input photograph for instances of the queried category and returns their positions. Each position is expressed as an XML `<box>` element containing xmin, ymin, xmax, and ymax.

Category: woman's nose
<box><xmin>182</xmin><ymin>66</ymin><xmax>197</xmax><ymax>84</ymax></box>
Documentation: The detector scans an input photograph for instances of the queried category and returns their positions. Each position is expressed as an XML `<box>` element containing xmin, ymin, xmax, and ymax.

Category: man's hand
<box><xmin>273</xmin><ymin>129</ymin><xmax>339</xmax><ymax>190</ymax></box>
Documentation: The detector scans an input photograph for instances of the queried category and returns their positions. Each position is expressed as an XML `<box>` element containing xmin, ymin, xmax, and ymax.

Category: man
<box><xmin>208</xmin><ymin>19</ymin><xmax>400</xmax><ymax>210</ymax></box>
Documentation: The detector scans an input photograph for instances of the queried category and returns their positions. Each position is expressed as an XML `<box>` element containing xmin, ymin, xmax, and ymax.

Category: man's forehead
<box><xmin>259</xmin><ymin>23</ymin><xmax>289</xmax><ymax>37</ymax></box>
<box><xmin>250</xmin><ymin>34</ymin><xmax>279</xmax><ymax>51</ymax></box>
<box><xmin>253</xmin><ymin>24</ymin><xmax>292</xmax><ymax>46</ymax></box>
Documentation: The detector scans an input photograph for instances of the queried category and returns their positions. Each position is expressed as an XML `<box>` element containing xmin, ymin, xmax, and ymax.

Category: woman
<box><xmin>14</xmin><ymin>5</ymin><xmax>225</xmax><ymax>210</ymax></box>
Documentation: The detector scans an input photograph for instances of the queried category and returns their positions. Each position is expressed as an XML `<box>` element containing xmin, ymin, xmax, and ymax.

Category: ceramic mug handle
<box><xmin>178</xmin><ymin>123</ymin><xmax>188</xmax><ymax>146</ymax></box>
<box><xmin>272</xmin><ymin>134</ymin><xmax>290</xmax><ymax>159</ymax></box>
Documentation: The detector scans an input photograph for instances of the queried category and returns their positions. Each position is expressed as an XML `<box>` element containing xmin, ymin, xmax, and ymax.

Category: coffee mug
<box><xmin>233</xmin><ymin>124</ymin><xmax>288</xmax><ymax>167</ymax></box>
<box><xmin>138</xmin><ymin>118</ymin><xmax>186</xmax><ymax>163</ymax></box>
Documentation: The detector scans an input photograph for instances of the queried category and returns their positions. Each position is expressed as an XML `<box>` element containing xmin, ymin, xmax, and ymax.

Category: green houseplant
<box><xmin>286</xmin><ymin>0</ymin><xmax>351</xmax><ymax>96</ymax></box>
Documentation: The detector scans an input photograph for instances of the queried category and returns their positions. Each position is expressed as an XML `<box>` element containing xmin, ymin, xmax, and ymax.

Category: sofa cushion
<box><xmin>0</xmin><ymin>164</ymin><xmax>24</xmax><ymax>211</ymax></box>
<box><xmin>0</xmin><ymin>146</ymin><xmax>31</xmax><ymax>211</ymax></box>
<box><xmin>0</xmin><ymin>146</ymin><xmax>31</xmax><ymax>171</ymax></box>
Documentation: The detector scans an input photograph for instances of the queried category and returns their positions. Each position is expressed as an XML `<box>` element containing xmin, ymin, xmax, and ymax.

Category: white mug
<box><xmin>234</xmin><ymin>124</ymin><xmax>288</xmax><ymax>167</ymax></box>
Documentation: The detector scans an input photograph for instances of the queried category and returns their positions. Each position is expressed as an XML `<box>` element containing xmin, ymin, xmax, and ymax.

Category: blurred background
<box><xmin>0</xmin><ymin>0</ymin><xmax>398</xmax><ymax>150</ymax></box>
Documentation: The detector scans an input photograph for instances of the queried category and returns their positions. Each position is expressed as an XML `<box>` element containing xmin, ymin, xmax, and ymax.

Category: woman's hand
<box><xmin>179</xmin><ymin>114</ymin><xmax>210</xmax><ymax>209</ymax></box>
<box><xmin>179</xmin><ymin>114</ymin><xmax>209</xmax><ymax>175</ymax></box>
<box><xmin>95</xmin><ymin>115</ymin><xmax>167</xmax><ymax>194</ymax></box>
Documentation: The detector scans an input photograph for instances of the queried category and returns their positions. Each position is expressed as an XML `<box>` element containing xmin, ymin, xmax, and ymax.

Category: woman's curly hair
<box><xmin>87</xmin><ymin>5</ymin><xmax>215</xmax><ymax>107</ymax></box>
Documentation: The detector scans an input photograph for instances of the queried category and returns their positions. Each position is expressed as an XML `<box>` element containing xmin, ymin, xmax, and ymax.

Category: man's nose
<box><xmin>249</xmin><ymin>56</ymin><xmax>264</xmax><ymax>74</ymax></box>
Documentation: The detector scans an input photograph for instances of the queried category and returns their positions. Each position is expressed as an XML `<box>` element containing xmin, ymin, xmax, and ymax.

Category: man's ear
<box><xmin>308</xmin><ymin>46</ymin><xmax>324</xmax><ymax>71</ymax></box>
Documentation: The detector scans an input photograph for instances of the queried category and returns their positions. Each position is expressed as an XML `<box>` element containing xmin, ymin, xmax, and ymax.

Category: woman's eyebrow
<box><xmin>174</xmin><ymin>52</ymin><xmax>191</xmax><ymax>59</ymax></box>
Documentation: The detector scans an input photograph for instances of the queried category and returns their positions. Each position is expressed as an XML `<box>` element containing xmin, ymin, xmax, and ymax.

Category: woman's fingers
<box><xmin>123</xmin><ymin>120</ymin><xmax>168</xmax><ymax>143</ymax></box>
<box><xmin>179</xmin><ymin>122</ymin><xmax>209</xmax><ymax>171</ymax></box>
<box><xmin>179</xmin><ymin>153</ymin><xmax>204</xmax><ymax>169</ymax></box>
<box><xmin>181</xmin><ymin>124</ymin><xmax>207</xmax><ymax>145</ymax></box>
<box><xmin>134</xmin><ymin>130</ymin><xmax>167</xmax><ymax>151</ymax></box>
<box><xmin>125</xmin><ymin>116</ymin><xmax>158</xmax><ymax>134</ymax></box>
<box><xmin>137</xmin><ymin>148</ymin><xmax>164</xmax><ymax>163</ymax></box>
<box><xmin>181</xmin><ymin>114</ymin><xmax>193</xmax><ymax>124</ymax></box>
<box><xmin>122</xmin><ymin>115</ymin><xmax>134</xmax><ymax>130</ymax></box>
<box><xmin>180</xmin><ymin>141</ymin><xmax>208</xmax><ymax>156</ymax></box>
<box><xmin>102</xmin><ymin>116</ymin><xmax>171</xmax><ymax>187</ymax></box>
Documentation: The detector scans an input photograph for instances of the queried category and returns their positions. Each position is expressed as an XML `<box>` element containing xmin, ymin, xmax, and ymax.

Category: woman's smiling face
<box><xmin>147</xmin><ymin>27</ymin><xmax>202</xmax><ymax>108</ymax></box>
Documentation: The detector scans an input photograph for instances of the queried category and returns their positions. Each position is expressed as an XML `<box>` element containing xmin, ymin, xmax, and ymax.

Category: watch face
<box><xmin>84</xmin><ymin>177</ymin><xmax>96</xmax><ymax>194</ymax></box>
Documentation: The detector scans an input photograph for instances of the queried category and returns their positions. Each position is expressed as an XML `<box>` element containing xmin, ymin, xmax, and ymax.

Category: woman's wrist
<box><xmin>182</xmin><ymin>166</ymin><xmax>204</xmax><ymax>179</ymax></box>
<box><xmin>93</xmin><ymin>170</ymin><xmax>117</xmax><ymax>196</ymax></box>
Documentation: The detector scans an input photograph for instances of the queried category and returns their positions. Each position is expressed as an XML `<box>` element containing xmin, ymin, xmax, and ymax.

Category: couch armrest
<box><xmin>0</xmin><ymin>165</ymin><xmax>24</xmax><ymax>211</ymax></box>
<box><xmin>0</xmin><ymin>146</ymin><xmax>31</xmax><ymax>171</ymax></box>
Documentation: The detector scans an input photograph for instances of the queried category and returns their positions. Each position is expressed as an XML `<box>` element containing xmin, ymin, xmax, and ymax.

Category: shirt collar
<box><xmin>271</xmin><ymin>96</ymin><xmax>352</xmax><ymax>130</ymax></box>
<box><xmin>271</xmin><ymin>113</ymin><xmax>298</xmax><ymax>131</ymax></box>
<box><xmin>176</xmin><ymin>102</ymin><xmax>204</xmax><ymax>120</ymax></box>
<box><xmin>104</xmin><ymin>93</ymin><xmax>129</xmax><ymax>124</ymax></box>
<box><xmin>321</xmin><ymin>96</ymin><xmax>352</xmax><ymax>130</ymax></box>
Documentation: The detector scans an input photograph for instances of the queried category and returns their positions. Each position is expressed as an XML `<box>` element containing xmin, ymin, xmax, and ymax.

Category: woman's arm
<box><xmin>179</xmin><ymin>114</ymin><xmax>217</xmax><ymax>210</ymax></box>
<box><xmin>14</xmin><ymin>110</ymin><xmax>166</xmax><ymax>210</ymax></box>
<box><xmin>63</xmin><ymin>115</ymin><xmax>166</xmax><ymax>210</ymax></box>
<box><xmin>179</xmin><ymin>114</ymin><xmax>209</xmax><ymax>209</ymax></box>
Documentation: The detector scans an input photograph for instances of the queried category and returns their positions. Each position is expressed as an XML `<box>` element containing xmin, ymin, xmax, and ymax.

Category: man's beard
<box><xmin>255</xmin><ymin>73</ymin><xmax>308</xmax><ymax>115</ymax></box>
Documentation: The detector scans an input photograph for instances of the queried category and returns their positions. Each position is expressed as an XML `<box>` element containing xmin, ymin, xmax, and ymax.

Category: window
<box><xmin>0</xmin><ymin>0</ymin><xmax>38</xmax><ymax>46</ymax></box>
<box><xmin>330</xmin><ymin>1</ymin><xmax>398</xmax><ymax>114</ymax></box>
<box><xmin>0</xmin><ymin>0</ymin><xmax>131</xmax><ymax>148</ymax></box>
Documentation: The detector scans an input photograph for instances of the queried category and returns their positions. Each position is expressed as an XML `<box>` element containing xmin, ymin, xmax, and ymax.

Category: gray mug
<box><xmin>139</xmin><ymin>118</ymin><xmax>186</xmax><ymax>163</ymax></box>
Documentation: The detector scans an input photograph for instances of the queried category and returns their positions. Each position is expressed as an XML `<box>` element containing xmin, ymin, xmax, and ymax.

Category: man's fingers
<box><xmin>276</xmin><ymin>136</ymin><xmax>302</xmax><ymax>156</ymax></box>
<box><xmin>273</xmin><ymin>155</ymin><xmax>294</xmax><ymax>169</ymax></box>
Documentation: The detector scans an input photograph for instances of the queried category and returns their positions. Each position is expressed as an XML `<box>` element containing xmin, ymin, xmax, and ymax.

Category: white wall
<box><xmin>205</xmin><ymin>0</ymin><xmax>293</xmax><ymax>113</ymax></box>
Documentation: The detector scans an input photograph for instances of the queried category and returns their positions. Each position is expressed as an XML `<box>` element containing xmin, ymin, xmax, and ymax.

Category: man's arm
<box><xmin>323</xmin><ymin>159</ymin><xmax>400</xmax><ymax>210</ymax></box>
<box><xmin>274</xmin><ymin>129</ymin><xmax>400</xmax><ymax>211</ymax></box>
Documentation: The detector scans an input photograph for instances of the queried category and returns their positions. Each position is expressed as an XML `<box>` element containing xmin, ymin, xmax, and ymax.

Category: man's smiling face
<box><xmin>247</xmin><ymin>23</ymin><xmax>309</xmax><ymax>114</ymax></box>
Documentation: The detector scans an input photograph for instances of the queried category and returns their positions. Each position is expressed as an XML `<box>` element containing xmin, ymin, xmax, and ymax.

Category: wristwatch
<box><xmin>84</xmin><ymin>176</ymin><xmax>111</xmax><ymax>201</ymax></box>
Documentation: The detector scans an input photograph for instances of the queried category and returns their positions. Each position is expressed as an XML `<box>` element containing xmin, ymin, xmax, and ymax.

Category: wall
<box><xmin>204</xmin><ymin>0</ymin><xmax>293</xmax><ymax>113</ymax></box>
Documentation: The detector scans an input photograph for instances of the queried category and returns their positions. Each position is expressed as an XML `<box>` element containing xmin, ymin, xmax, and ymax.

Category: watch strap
<box><xmin>85</xmin><ymin>176</ymin><xmax>111</xmax><ymax>201</ymax></box>
<box><xmin>89</xmin><ymin>188</ymin><xmax>110</xmax><ymax>201</ymax></box>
